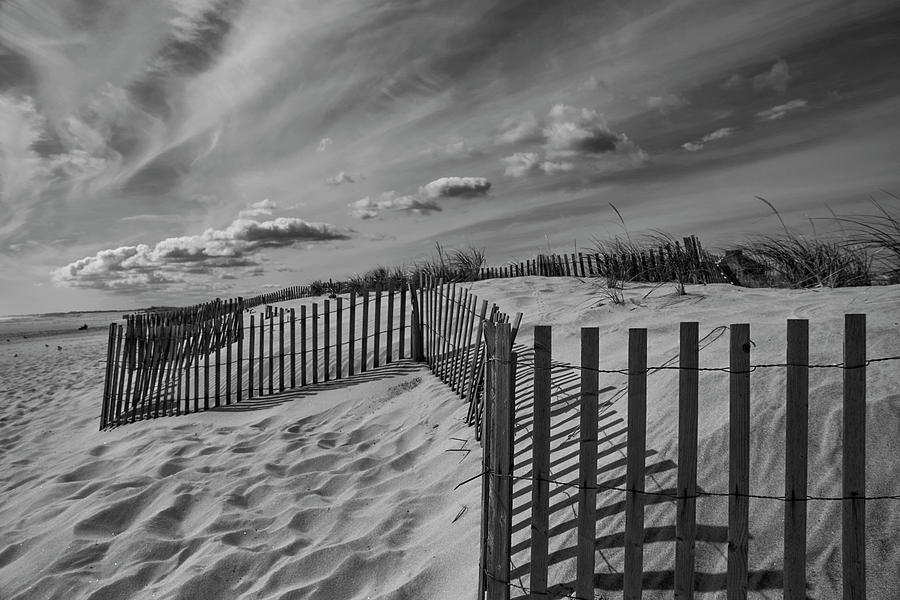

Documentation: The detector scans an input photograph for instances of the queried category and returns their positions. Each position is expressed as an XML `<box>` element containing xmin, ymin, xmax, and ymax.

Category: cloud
<box><xmin>349</xmin><ymin>176</ymin><xmax>490</xmax><ymax>219</ymax></box>
<box><xmin>755</xmin><ymin>99</ymin><xmax>808</xmax><ymax>121</ymax></box>
<box><xmin>501</xmin><ymin>152</ymin><xmax>573</xmax><ymax>177</ymax></box>
<box><xmin>753</xmin><ymin>58</ymin><xmax>790</xmax><ymax>94</ymax></box>
<box><xmin>316</xmin><ymin>137</ymin><xmax>332</xmax><ymax>152</ymax></box>
<box><xmin>421</xmin><ymin>176</ymin><xmax>491</xmax><ymax>199</ymax></box>
<box><xmin>54</xmin><ymin>207</ymin><xmax>348</xmax><ymax>291</ymax></box>
<box><xmin>543</xmin><ymin>104</ymin><xmax>633</xmax><ymax>158</ymax></box>
<box><xmin>646</xmin><ymin>94</ymin><xmax>687</xmax><ymax>114</ymax></box>
<box><xmin>495</xmin><ymin>112</ymin><xmax>542</xmax><ymax>145</ymax></box>
<box><xmin>681</xmin><ymin>127</ymin><xmax>735</xmax><ymax>151</ymax></box>
<box><xmin>348</xmin><ymin>191</ymin><xmax>440</xmax><ymax>219</ymax></box>
<box><xmin>237</xmin><ymin>198</ymin><xmax>277</xmax><ymax>219</ymax></box>
<box><xmin>723</xmin><ymin>73</ymin><xmax>745</xmax><ymax>89</ymax></box>
<box><xmin>326</xmin><ymin>171</ymin><xmax>355</xmax><ymax>186</ymax></box>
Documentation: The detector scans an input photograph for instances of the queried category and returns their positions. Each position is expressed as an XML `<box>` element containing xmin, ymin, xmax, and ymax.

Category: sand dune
<box><xmin>1</xmin><ymin>278</ymin><xmax>898</xmax><ymax>599</ymax></box>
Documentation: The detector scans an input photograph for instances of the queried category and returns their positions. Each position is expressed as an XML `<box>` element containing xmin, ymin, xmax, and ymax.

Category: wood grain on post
<box><xmin>348</xmin><ymin>291</ymin><xmax>356</xmax><ymax>376</ymax></box>
<box><xmin>784</xmin><ymin>319</ymin><xmax>808</xmax><ymax>600</ymax></box>
<box><xmin>464</xmin><ymin>300</ymin><xmax>489</xmax><ymax>416</ymax></box>
<box><xmin>530</xmin><ymin>326</ymin><xmax>552</xmax><ymax>598</ymax></box>
<box><xmin>676</xmin><ymin>322</ymin><xmax>699</xmax><ymax>600</ymax></box>
<box><xmin>728</xmin><ymin>323</ymin><xmax>751</xmax><ymax>600</ymax></box>
<box><xmin>101</xmin><ymin>324</ymin><xmax>116</xmax><ymax>428</ymax></box>
<box><xmin>193</xmin><ymin>321</ymin><xmax>200</xmax><ymax>413</ymax></box>
<box><xmin>449</xmin><ymin>288</ymin><xmax>467</xmax><ymax>392</ymax></box>
<box><xmin>115</xmin><ymin>325</ymin><xmax>131</xmax><ymax>422</ymax></box>
<box><xmin>456</xmin><ymin>293</ymin><xmax>476</xmax><ymax>396</ymax></box>
<box><xmin>843</xmin><ymin>314</ymin><xmax>866</xmax><ymax>600</ymax></box>
<box><xmin>577</xmin><ymin>327</ymin><xmax>600</xmax><ymax>600</ymax></box>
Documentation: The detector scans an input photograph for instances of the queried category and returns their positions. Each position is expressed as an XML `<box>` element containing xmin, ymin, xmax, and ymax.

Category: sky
<box><xmin>1</xmin><ymin>0</ymin><xmax>899</xmax><ymax>315</ymax></box>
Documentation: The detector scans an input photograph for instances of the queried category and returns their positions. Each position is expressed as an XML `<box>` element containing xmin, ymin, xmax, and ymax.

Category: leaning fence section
<box><xmin>100</xmin><ymin>285</ymin><xmax>413</xmax><ymax>429</ymax></box>
<box><xmin>476</xmin><ymin>314</ymin><xmax>895</xmax><ymax>600</ymax></box>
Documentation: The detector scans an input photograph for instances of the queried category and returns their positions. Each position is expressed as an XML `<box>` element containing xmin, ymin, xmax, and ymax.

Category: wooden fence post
<box><xmin>361</xmin><ymin>291</ymin><xmax>369</xmax><ymax>373</ymax></box>
<box><xmin>487</xmin><ymin>322</ymin><xmax>513</xmax><ymax>600</ymax></box>
<box><xmin>374</xmin><ymin>287</ymin><xmax>382</xmax><ymax>369</ymax></box>
<box><xmin>258</xmin><ymin>310</ymin><xmax>264</xmax><ymax>395</ymax></box>
<box><xmin>301</xmin><ymin>305</ymin><xmax>308</xmax><ymax>386</ymax></box>
<box><xmin>279</xmin><ymin>308</ymin><xmax>286</xmax><ymax>392</ymax></box>
<box><xmin>728</xmin><ymin>323</ymin><xmax>751</xmax><ymax>600</ymax></box>
<box><xmin>530</xmin><ymin>326</ymin><xmax>552</xmax><ymax>598</ymax></box>
<box><xmin>236</xmin><ymin>313</ymin><xmax>243</xmax><ymax>403</ymax></box>
<box><xmin>409</xmin><ymin>282</ymin><xmax>425</xmax><ymax>362</ymax></box>
<box><xmin>387</xmin><ymin>286</ymin><xmax>394</xmax><ymax>364</ymax></box>
<box><xmin>290</xmin><ymin>308</ymin><xmax>296</xmax><ymax>388</ymax></box>
<box><xmin>400</xmin><ymin>285</ymin><xmax>407</xmax><ymax>359</ymax></box>
<box><xmin>336</xmin><ymin>298</ymin><xmax>343</xmax><ymax>379</ymax></box>
<box><xmin>269</xmin><ymin>306</ymin><xmax>275</xmax><ymax>394</ymax></box>
<box><xmin>577</xmin><ymin>327</ymin><xmax>600</xmax><ymax>600</ymax></box>
<box><xmin>843</xmin><ymin>314</ymin><xmax>866</xmax><ymax>600</ymax></box>
<box><xmin>324</xmin><ymin>299</ymin><xmax>331</xmax><ymax>382</ymax></box>
<box><xmin>312</xmin><ymin>302</ymin><xmax>321</xmax><ymax>384</ymax></box>
<box><xmin>349</xmin><ymin>291</ymin><xmax>357</xmax><ymax>376</ymax></box>
<box><xmin>676</xmin><ymin>322</ymin><xmax>699</xmax><ymax>600</ymax></box>
<box><xmin>784</xmin><ymin>319</ymin><xmax>808</xmax><ymax>600</ymax></box>
<box><xmin>624</xmin><ymin>328</ymin><xmax>648</xmax><ymax>600</ymax></box>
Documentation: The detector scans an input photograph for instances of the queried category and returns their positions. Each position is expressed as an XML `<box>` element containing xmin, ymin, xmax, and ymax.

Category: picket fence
<box><xmin>475</xmin><ymin>315</ymin><xmax>892</xmax><ymax>600</ymax></box>
<box><xmin>100</xmin><ymin>286</ymin><xmax>415</xmax><ymax>429</ymax></box>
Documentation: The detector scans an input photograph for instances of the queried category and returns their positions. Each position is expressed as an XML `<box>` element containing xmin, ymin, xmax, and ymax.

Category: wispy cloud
<box><xmin>326</xmin><ymin>171</ymin><xmax>355</xmax><ymax>186</ymax></box>
<box><xmin>756</xmin><ymin>99</ymin><xmax>808</xmax><ymax>121</ymax></box>
<box><xmin>646</xmin><ymin>94</ymin><xmax>688</xmax><ymax>114</ymax></box>
<box><xmin>681</xmin><ymin>127</ymin><xmax>735</xmax><ymax>152</ymax></box>
<box><xmin>752</xmin><ymin>58</ymin><xmax>790</xmax><ymax>94</ymax></box>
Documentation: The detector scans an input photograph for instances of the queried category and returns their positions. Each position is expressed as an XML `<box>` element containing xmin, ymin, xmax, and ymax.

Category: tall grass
<box><xmin>832</xmin><ymin>193</ymin><xmax>900</xmax><ymax>283</ymax></box>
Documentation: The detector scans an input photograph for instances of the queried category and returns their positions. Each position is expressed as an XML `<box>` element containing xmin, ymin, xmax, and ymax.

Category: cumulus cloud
<box><xmin>348</xmin><ymin>177</ymin><xmax>490</xmax><ymax>219</ymax></box>
<box><xmin>421</xmin><ymin>176</ymin><xmax>491</xmax><ymax>199</ymax></box>
<box><xmin>646</xmin><ymin>94</ymin><xmax>687</xmax><ymax>114</ymax></box>
<box><xmin>54</xmin><ymin>206</ymin><xmax>348</xmax><ymax>291</ymax></box>
<box><xmin>755</xmin><ymin>99</ymin><xmax>807</xmax><ymax>121</ymax></box>
<box><xmin>316</xmin><ymin>137</ymin><xmax>332</xmax><ymax>152</ymax></box>
<box><xmin>501</xmin><ymin>152</ymin><xmax>573</xmax><ymax>177</ymax></box>
<box><xmin>753</xmin><ymin>58</ymin><xmax>790</xmax><ymax>94</ymax></box>
<box><xmin>326</xmin><ymin>171</ymin><xmax>355</xmax><ymax>186</ymax></box>
<box><xmin>681</xmin><ymin>127</ymin><xmax>735</xmax><ymax>152</ymax></box>
<box><xmin>543</xmin><ymin>104</ymin><xmax>640</xmax><ymax>159</ymax></box>
<box><xmin>348</xmin><ymin>191</ymin><xmax>440</xmax><ymax>219</ymax></box>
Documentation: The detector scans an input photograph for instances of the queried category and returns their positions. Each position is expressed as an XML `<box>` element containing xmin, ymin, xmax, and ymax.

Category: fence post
<box><xmin>336</xmin><ymin>298</ymin><xmax>343</xmax><ymax>379</ymax></box>
<box><xmin>269</xmin><ymin>306</ymin><xmax>275</xmax><ymax>394</ymax></box>
<box><xmin>236</xmin><ymin>313</ymin><xmax>243</xmax><ymax>403</ymax></box>
<box><xmin>349</xmin><ymin>291</ymin><xmax>356</xmax><ymax>376</ymax></box>
<box><xmin>400</xmin><ymin>285</ymin><xmax>407</xmax><ymax>359</ymax></box>
<box><xmin>280</xmin><ymin>308</ymin><xmax>286</xmax><ymax>391</ymax></box>
<box><xmin>486</xmin><ymin>322</ymin><xmax>513</xmax><ymax>600</ymax></box>
<box><xmin>312</xmin><ymin>302</ymin><xmax>319</xmax><ymax>384</ymax></box>
<box><xmin>784</xmin><ymin>319</ymin><xmax>809</xmax><ymax>600</ymax></box>
<box><xmin>530</xmin><ymin>326</ymin><xmax>552</xmax><ymax>597</ymax></box>
<box><xmin>361</xmin><ymin>291</ymin><xmax>369</xmax><ymax>373</ymax></box>
<box><xmin>728</xmin><ymin>323</ymin><xmax>751</xmax><ymax>600</ymax></box>
<box><xmin>387</xmin><ymin>286</ymin><xmax>394</xmax><ymax>364</ymax></box>
<box><xmin>324</xmin><ymin>300</ymin><xmax>330</xmax><ymax>382</ymax></box>
<box><xmin>290</xmin><ymin>308</ymin><xmax>296</xmax><ymax>388</ymax></box>
<box><xmin>576</xmin><ymin>327</ymin><xmax>600</xmax><ymax>600</ymax></box>
<box><xmin>301</xmin><ymin>305</ymin><xmax>308</xmax><ymax>386</ymax></box>
<box><xmin>624</xmin><ymin>328</ymin><xmax>648</xmax><ymax>599</ymax></box>
<box><xmin>408</xmin><ymin>282</ymin><xmax>425</xmax><ymax>362</ymax></box>
<box><xmin>676</xmin><ymin>322</ymin><xmax>699</xmax><ymax>600</ymax></box>
<box><xmin>374</xmin><ymin>287</ymin><xmax>382</xmax><ymax>369</ymax></box>
<box><xmin>843</xmin><ymin>314</ymin><xmax>866</xmax><ymax>600</ymax></box>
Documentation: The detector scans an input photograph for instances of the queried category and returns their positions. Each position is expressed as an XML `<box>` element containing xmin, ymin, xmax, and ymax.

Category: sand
<box><xmin>1</xmin><ymin>279</ymin><xmax>898</xmax><ymax>599</ymax></box>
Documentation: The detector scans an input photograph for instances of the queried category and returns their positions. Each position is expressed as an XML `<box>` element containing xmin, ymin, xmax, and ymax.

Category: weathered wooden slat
<box><xmin>324</xmin><ymin>299</ymin><xmax>331</xmax><ymax>382</ymax></box>
<box><xmin>530</xmin><ymin>325</ymin><xmax>552</xmax><ymax>597</ymax></box>
<box><xmin>624</xmin><ymin>327</ymin><xmax>648</xmax><ymax>600</ymax></box>
<box><xmin>843</xmin><ymin>314</ymin><xmax>866</xmax><ymax>600</ymax></box>
<box><xmin>399</xmin><ymin>285</ymin><xmax>407</xmax><ymax>359</ymax></box>
<box><xmin>301</xmin><ymin>305</ymin><xmax>308</xmax><ymax>386</ymax></box>
<box><xmin>374</xmin><ymin>287</ymin><xmax>382</xmax><ymax>369</ymax></box>
<box><xmin>336</xmin><ymin>298</ymin><xmax>342</xmax><ymax>379</ymax></box>
<box><xmin>386</xmin><ymin>287</ymin><xmax>394</xmax><ymax>364</ymax></box>
<box><xmin>236</xmin><ymin>313</ymin><xmax>243</xmax><ymax>404</ymax></box>
<box><xmin>361</xmin><ymin>291</ymin><xmax>369</xmax><ymax>373</ymax></box>
<box><xmin>269</xmin><ymin>305</ymin><xmax>275</xmax><ymax>394</ymax></box>
<box><xmin>312</xmin><ymin>302</ymin><xmax>319</xmax><ymax>384</ymax></box>
<box><xmin>290</xmin><ymin>308</ymin><xmax>296</xmax><ymax>388</ymax></box>
<box><xmin>676</xmin><ymin>322</ymin><xmax>699</xmax><ymax>600</ymax></box>
<box><xmin>280</xmin><ymin>308</ymin><xmax>286</xmax><ymax>392</ymax></box>
<box><xmin>577</xmin><ymin>327</ymin><xmax>600</xmax><ymax>600</ymax></box>
<box><xmin>258</xmin><ymin>310</ymin><xmax>265</xmax><ymax>395</ymax></box>
<box><xmin>348</xmin><ymin>291</ymin><xmax>356</xmax><ymax>376</ymax></box>
<box><xmin>249</xmin><ymin>315</ymin><xmax>255</xmax><ymax>399</ymax></box>
<box><xmin>784</xmin><ymin>319</ymin><xmax>808</xmax><ymax>600</ymax></box>
<box><xmin>728</xmin><ymin>323</ymin><xmax>751</xmax><ymax>600</ymax></box>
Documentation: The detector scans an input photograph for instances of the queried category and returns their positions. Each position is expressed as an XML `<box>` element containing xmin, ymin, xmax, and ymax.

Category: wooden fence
<box><xmin>100</xmin><ymin>286</ymin><xmax>414</xmax><ymax>429</ymax></box>
<box><xmin>477</xmin><ymin>235</ymin><xmax>732</xmax><ymax>285</ymax></box>
<box><xmin>477</xmin><ymin>315</ymin><xmax>884</xmax><ymax>600</ymax></box>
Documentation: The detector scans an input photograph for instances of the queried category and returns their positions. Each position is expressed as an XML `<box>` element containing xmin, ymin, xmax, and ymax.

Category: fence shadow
<box><xmin>506</xmin><ymin>346</ymin><xmax>787</xmax><ymax>599</ymax></box>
